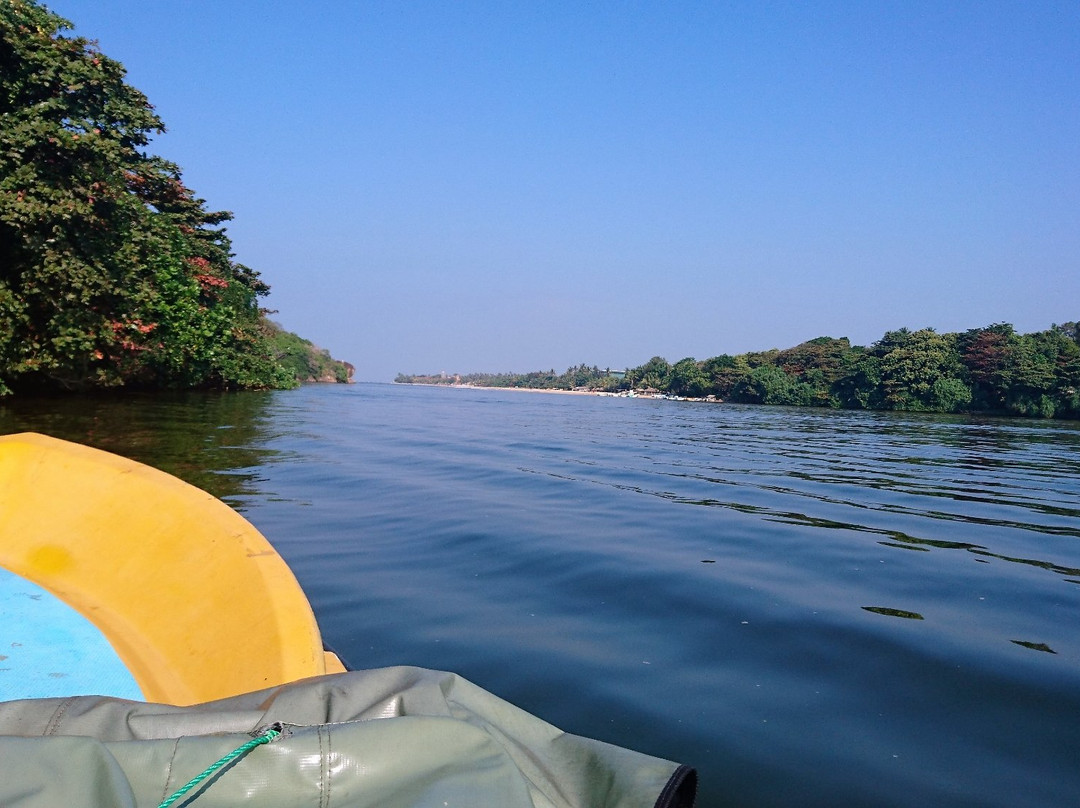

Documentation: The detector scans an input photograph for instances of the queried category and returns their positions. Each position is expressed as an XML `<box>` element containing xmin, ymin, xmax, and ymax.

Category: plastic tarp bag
<box><xmin>0</xmin><ymin>666</ymin><xmax>696</xmax><ymax>808</ymax></box>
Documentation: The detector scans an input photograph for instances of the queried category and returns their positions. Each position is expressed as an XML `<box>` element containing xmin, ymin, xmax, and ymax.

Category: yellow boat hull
<box><xmin>0</xmin><ymin>432</ymin><xmax>343</xmax><ymax>705</ymax></box>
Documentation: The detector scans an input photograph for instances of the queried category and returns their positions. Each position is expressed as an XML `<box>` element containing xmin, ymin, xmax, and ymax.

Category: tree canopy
<box><xmin>397</xmin><ymin>321</ymin><xmax>1080</xmax><ymax>420</ymax></box>
<box><xmin>0</xmin><ymin>1</ymin><xmax>345</xmax><ymax>394</ymax></box>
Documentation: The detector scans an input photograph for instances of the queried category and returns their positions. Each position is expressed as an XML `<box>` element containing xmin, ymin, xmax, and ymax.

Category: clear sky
<box><xmin>51</xmin><ymin>1</ymin><xmax>1080</xmax><ymax>381</ymax></box>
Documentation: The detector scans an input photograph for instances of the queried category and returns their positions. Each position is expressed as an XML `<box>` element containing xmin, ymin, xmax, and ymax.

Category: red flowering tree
<box><xmin>0</xmin><ymin>1</ymin><xmax>293</xmax><ymax>393</ymax></box>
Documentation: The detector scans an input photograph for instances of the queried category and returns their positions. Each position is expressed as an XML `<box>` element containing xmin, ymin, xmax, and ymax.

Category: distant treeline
<box><xmin>396</xmin><ymin>322</ymin><xmax>1080</xmax><ymax>419</ymax></box>
<box><xmin>397</xmin><ymin>364</ymin><xmax>612</xmax><ymax>392</ymax></box>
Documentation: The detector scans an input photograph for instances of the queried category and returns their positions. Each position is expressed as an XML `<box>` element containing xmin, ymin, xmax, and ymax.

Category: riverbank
<box><xmin>399</xmin><ymin>382</ymin><xmax>601</xmax><ymax>396</ymax></box>
<box><xmin>396</xmin><ymin>382</ymin><xmax>720</xmax><ymax>402</ymax></box>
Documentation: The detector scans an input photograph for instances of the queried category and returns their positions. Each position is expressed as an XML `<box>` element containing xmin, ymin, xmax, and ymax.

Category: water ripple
<box><xmin>7</xmin><ymin>386</ymin><xmax>1080</xmax><ymax>807</ymax></box>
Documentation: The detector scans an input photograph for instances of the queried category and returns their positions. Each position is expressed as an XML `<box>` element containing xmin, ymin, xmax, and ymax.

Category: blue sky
<box><xmin>52</xmin><ymin>1</ymin><xmax>1080</xmax><ymax>381</ymax></box>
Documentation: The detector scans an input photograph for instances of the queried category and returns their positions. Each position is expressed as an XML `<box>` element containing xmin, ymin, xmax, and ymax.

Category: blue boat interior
<box><xmin>0</xmin><ymin>567</ymin><xmax>143</xmax><ymax>702</ymax></box>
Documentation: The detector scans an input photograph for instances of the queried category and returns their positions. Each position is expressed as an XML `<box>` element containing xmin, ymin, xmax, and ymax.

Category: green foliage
<box><xmin>930</xmin><ymin>377</ymin><xmax>972</xmax><ymax>413</ymax></box>
<box><xmin>668</xmin><ymin>357</ymin><xmax>709</xmax><ymax>397</ymax></box>
<box><xmin>267</xmin><ymin>321</ymin><xmax>352</xmax><ymax>384</ymax></box>
<box><xmin>397</xmin><ymin>321</ymin><xmax>1080</xmax><ymax>420</ymax></box>
<box><xmin>732</xmin><ymin>365</ymin><xmax>778</xmax><ymax>403</ymax></box>
<box><xmin>628</xmin><ymin>356</ymin><xmax>672</xmax><ymax>390</ymax></box>
<box><xmin>876</xmin><ymin>329</ymin><xmax>963</xmax><ymax>411</ymax></box>
<box><xmin>0</xmin><ymin>1</ymin><xmax>336</xmax><ymax>395</ymax></box>
<box><xmin>701</xmin><ymin>354</ymin><xmax>750</xmax><ymax>399</ymax></box>
<box><xmin>775</xmin><ymin>337</ymin><xmax>851</xmax><ymax>407</ymax></box>
<box><xmin>396</xmin><ymin>363</ymin><xmax>610</xmax><ymax>390</ymax></box>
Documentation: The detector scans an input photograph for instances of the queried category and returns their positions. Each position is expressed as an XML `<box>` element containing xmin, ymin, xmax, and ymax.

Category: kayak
<box><xmin>0</xmin><ymin>432</ymin><xmax>696</xmax><ymax>807</ymax></box>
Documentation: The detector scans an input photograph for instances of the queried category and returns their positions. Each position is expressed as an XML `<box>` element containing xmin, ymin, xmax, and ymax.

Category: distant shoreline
<box><xmin>399</xmin><ymin>382</ymin><xmax>601</xmax><ymax>396</ymax></box>
<box><xmin>395</xmin><ymin>383</ymin><xmax>720</xmax><ymax>403</ymax></box>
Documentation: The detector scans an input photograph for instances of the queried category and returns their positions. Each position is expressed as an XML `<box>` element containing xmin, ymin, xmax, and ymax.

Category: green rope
<box><xmin>156</xmin><ymin>727</ymin><xmax>280</xmax><ymax>808</ymax></box>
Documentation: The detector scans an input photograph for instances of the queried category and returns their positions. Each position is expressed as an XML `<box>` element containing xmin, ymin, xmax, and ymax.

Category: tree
<box><xmin>395</xmin><ymin>321</ymin><xmax>1080</xmax><ymax>419</ymax></box>
<box><xmin>668</xmin><ymin>357</ymin><xmax>708</xmax><ymax>397</ymax></box>
<box><xmin>777</xmin><ymin>336</ymin><xmax>850</xmax><ymax>407</ymax></box>
<box><xmin>1005</xmin><ymin>330</ymin><xmax>1065</xmax><ymax>418</ymax></box>
<box><xmin>832</xmin><ymin>349</ymin><xmax>883</xmax><ymax>410</ymax></box>
<box><xmin>1054</xmin><ymin>321</ymin><xmax>1080</xmax><ymax>346</ymax></box>
<box><xmin>875</xmin><ymin>328</ymin><xmax>968</xmax><ymax>411</ymax></box>
<box><xmin>630</xmin><ymin>356</ymin><xmax>672</xmax><ymax>391</ymax></box>
<box><xmin>958</xmin><ymin>323</ymin><xmax>1016</xmax><ymax>410</ymax></box>
<box><xmin>701</xmin><ymin>354</ymin><xmax>749</xmax><ymax>399</ymax></box>
<box><xmin>0</xmin><ymin>1</ymin><xmax>293</xmax><ymax>393</ymax></box>
<box><xmin>732</xmin><ymin>364</ymin><xmax>799</xmax><ymax>405</ymax></box>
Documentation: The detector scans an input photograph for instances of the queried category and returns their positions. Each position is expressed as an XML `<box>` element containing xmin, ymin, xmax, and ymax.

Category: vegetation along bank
<box><xmin>397</xmin><ymin>322</ymin><xmax>1080</xmax><ymax>420</ymax></box>
<box><xmin>0</xmin><ymin>1</ymin><xmax>349</xmax><ymax>396</ymax></box>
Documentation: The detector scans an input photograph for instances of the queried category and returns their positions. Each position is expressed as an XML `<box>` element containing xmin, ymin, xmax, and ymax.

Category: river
<box><xmin>3</xmin><ymin>382</ymin><xmax>1079</xmax><ymax>807</ymax></box>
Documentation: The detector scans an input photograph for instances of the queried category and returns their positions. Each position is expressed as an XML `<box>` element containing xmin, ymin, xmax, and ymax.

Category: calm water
<box><xmin>3</xmin><ymin>383</ymin><xmax>1080</xmax><ymax>807</ymax></box>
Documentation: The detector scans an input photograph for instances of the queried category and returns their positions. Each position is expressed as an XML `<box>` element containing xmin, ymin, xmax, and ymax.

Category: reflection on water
<box><xmin>3</xmin><ymin>385</ymin><xmax>1080</xmax><ymax>807</ymax></box>
<box><xmin>522</xmin><ymin>403</ymin><xmax>1080</xmax><ymax>588</ymax></box>
<box><xmin>0</xmin><ymin>390</ymin><xmax>280</xmax><ymax>502</ymax></box>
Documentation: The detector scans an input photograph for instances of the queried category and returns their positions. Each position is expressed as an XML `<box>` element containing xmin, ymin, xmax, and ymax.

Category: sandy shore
<box><xmin>397</xmin><ymin>382</ymin><xmax>723</xmax><ymax>403</ymax></box>
<box><xmin>403</xmin><ymin>383</ymin><xmax>603</xmax><ymax>396</ymax></box>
